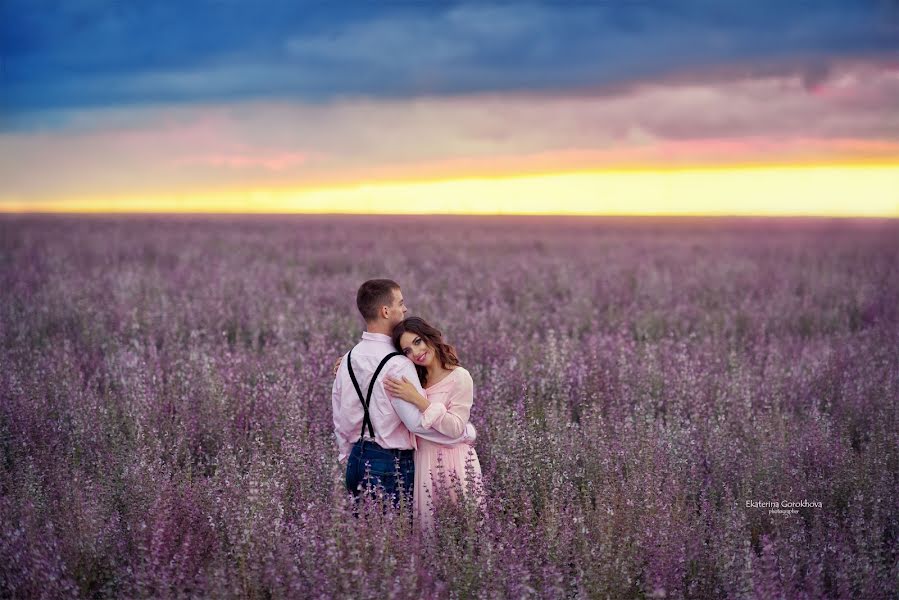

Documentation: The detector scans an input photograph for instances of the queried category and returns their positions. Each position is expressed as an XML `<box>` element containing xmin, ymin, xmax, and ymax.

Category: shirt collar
<box><xmin>361</xmin><ymin>331</ymin><xmax>393</xmax><ymax>344</ymax></box>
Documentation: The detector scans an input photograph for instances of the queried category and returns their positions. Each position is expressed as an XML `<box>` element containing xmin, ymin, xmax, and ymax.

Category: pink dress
<box><xmin>414</xmin><ymin>366</ymin><xmax>482</xmax><ymax>529</ymax></box>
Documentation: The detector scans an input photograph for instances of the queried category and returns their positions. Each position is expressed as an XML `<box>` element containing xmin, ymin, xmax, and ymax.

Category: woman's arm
<box><xmin>419</xmin><ymin>371</ymin><xmax>472</xmax><ymax>439</ymax></box>
<box><xmin>383</xmin><ymin>376</ymin><xmax>430</xmax><ymax>411</ymax></box>
<box><xmin>384</xmin><ymin>361</ymin><xmax>475</xmax><ymax>445</ymax></box>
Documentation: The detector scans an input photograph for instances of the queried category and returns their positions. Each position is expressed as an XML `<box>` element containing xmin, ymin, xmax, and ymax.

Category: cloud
<box><xmin>176</xmin><ymin>151</ymin><xmax>311</xmax><ymax>171</ymax></box>
<box><xmin>2</xmin><ymin>1</ymin><xmax>897</xmax><ymax>128</ymax></box>
<box><xmin>284</xmin><ymin>17</ymin><xmax>474</xmax><ymax>69</ymax></box>
<box><xmin>2</xmin><ymin>58</ymin><xmax>897</xmax><ymax>204</ymax></box>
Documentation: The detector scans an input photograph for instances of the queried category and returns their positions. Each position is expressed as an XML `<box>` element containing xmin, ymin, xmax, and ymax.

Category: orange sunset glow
<box><xmin>4</xmin><ymin>163</ymin><xmax>897</xmax><ymax>217</ymax></box>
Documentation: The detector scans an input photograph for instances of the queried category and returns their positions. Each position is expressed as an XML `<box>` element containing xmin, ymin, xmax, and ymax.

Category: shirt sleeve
<box><xmin>386</xmin><ymin>358</ymin><xmax>472</xmax><ymax>446</ymax></box>
<box><xmin>419</xmin><ymin>370</ymin><xmax>473</xmax><ymax>438</ymax></box>
<box><xmin>331</xmin><ymin>356</ymin><xmax>351</xmax><ymax>463</ymax></box>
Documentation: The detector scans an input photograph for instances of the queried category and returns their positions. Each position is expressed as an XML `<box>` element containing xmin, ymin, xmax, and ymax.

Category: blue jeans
<box><xmin>345</xmin><ymin>440</ymin><xmax>414</xmax><ymax>507</ymax></box>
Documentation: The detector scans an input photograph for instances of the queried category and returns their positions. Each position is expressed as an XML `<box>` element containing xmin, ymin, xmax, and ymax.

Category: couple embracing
<box><xmin>330</xmin><ymin>279</ymin><xmax>482</xmax><ymax>528</ymax></box>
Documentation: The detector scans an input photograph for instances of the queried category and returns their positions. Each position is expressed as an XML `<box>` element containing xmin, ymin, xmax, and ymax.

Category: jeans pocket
<box><xmin>346</xmin><ymin>455</ymin><xmax>363</xmax><ymax>493</ymax></box>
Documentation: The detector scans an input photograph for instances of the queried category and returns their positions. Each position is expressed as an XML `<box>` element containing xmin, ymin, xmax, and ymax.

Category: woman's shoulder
<box><xmin>451</xmin><ymin>366</ymin><xmax>473</xmax><ymax>387</ymax></box>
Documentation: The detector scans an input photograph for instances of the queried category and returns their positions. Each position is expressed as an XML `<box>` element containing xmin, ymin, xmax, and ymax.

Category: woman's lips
<box><xmin>415</xmin><ymin>352</ymin><xmax>427</xmax><ymax>363</ymax></box>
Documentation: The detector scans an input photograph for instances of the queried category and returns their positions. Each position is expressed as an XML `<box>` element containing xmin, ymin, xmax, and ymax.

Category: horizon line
<box><xmin>3</xmin><ymin>211</ymin><xmax>897</xmax><ymax>221</ymax></box>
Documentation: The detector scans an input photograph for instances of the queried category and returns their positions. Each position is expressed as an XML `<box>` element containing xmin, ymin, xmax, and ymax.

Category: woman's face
<box><xmin>399</xmin><ymin>331</ymin><xmax>435</xmax><ymax>368</ymax></box>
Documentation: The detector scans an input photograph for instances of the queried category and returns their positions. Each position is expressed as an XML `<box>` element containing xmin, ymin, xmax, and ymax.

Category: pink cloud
<box><xmin>302</xmin><ymin>136</ymin><xmax>899</xmax><ymax>186</ymax></box>
<box><xmin>175</xmin><ymin>151</ymin><xmax>310</xmax><ymax>171</ymax></box>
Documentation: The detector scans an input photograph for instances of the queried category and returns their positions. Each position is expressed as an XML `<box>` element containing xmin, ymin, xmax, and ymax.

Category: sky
<box><xmin>1</xmin><ymin>0</ymin><xmax>897</xmax><ymax>216</ymax></box>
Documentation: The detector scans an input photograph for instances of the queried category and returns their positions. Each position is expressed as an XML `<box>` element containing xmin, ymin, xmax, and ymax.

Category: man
<box><xmin>331</xmin><ymin>278</ymin><xmax>475</xmax><ymax>505</ymax></box>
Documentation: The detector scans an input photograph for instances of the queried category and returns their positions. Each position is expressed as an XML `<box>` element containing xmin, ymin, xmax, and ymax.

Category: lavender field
<box><xmin>1</xmin><ymin>215</ymin><xmax>897</xmax><ymax>599</ymax></box>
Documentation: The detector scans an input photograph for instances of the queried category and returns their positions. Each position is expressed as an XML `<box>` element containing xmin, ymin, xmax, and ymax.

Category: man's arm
<box><xmin>331</xmin><ymin>357</ymin><xmax>352</xmax><ymax>463</ymax></box>
<box><xmin>386</xmin><ymin>359</ymin><xmax>475</xmax><ymax>445</ymax></box>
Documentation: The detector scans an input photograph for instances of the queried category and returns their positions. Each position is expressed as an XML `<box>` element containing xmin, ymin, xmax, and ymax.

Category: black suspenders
<box><xmin>346</xmin><ymin>349</ymin><xmax>402</xmax><ymax>442</ymax></box>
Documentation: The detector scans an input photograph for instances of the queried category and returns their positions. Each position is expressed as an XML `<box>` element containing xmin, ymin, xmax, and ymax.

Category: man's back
<box><xmin>331</xmin><ymin>331</ymin><xmax>419</xmax><ymax>462</ymax></box>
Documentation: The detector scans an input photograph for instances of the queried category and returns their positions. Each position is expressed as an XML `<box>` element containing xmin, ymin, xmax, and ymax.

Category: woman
<box><xmin>384</xmin><ymin>317</ymin><xmax>482</xmax><ymax>529</ymax></box>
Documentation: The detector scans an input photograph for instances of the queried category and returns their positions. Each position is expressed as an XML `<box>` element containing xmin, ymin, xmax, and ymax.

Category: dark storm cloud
<box><xmin>1</xmin><ymin>0</ymin><xmax>896</xmax><ymax>129</ymax></box>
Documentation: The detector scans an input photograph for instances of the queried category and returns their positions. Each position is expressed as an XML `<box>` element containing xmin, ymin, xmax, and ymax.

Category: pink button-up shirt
<box><xmin>331</xmin><ymin>331</ymin><xmax>475</xmax><ymax>463</ymax></box>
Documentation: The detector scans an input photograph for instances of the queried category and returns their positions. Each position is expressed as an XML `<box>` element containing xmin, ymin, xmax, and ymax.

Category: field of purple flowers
<box><xmin>1</xmin><ymin>215</ymin><xmax>897</xmax><ymax>599</ymax></box>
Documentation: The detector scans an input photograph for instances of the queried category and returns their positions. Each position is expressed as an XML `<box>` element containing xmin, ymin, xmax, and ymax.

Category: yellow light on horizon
<box><xmin>2</xmin><ymin>163</ymin><xmax>897</xmax><ymax>217</ymax></box>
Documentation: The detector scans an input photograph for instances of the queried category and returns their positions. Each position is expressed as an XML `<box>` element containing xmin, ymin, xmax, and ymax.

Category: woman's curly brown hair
<box><xmin>391</xmin><ymin>317</ymin><xmax>460</xmax><ymax>387</ymax></box>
